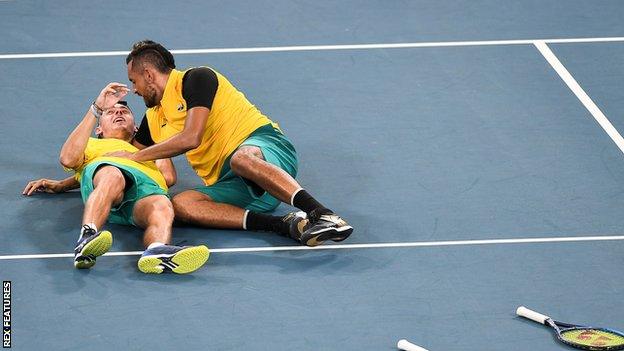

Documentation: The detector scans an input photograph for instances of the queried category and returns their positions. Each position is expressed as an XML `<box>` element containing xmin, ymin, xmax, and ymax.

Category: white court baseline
<box><xmin>1</xmin><ymin>235</ymin><xmax>624</xmax><ymax>260</ymax></box>
<box><xmin>0</xmin><ymin>36</ymin><xmax>624</xmax><ymax>59</ymax></box>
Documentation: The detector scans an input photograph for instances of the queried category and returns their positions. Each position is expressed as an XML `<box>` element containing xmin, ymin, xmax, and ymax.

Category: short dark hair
<box><xmin>113</xmin><ymin>100</ymin><xmax>132</xmax><ymax>115</ymax></box>
<box><xmin>126</xmin><ymin>40</ymin><xmax>175</xmax><ymax>73</ymax></box>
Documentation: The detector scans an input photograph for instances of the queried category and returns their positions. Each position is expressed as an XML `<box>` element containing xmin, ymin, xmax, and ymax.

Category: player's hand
<box><xmin>22</xmin><ymin>178</ymin><xmax>66</xmax><ymax>196</ymax></box>
<box><xmin>94</xmin><ymin>82</ymin><xmax>130</xmax><ymax>110</ymax></box>
<box><xmin>105</xmin><ymin>150</ymin><xmax>135</xmax><ymax>160</ymax></box>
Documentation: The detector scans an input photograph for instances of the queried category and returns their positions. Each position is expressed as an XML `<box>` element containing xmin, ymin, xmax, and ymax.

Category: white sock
<box><xmin>80</xmin><ymin>223</ymin><xmax>97</xmax><ymax>238</ymax></box>
<box><xmin>147</xmin><ymin>242</ymin><xmax>165</xmax><ymax>250</ymax></box>
<box><xmin>242</xmin><ymin>210</ymin><xmax>250</xmax><ymax>230</ymax></box>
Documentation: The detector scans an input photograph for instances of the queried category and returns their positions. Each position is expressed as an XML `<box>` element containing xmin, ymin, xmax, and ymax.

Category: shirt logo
<box><xmin>177</xmin><ymin>103</ymin><xmax>184</xmax><ymax>112</ymax></box>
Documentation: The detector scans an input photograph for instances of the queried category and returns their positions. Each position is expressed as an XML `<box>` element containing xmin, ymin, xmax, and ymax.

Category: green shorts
<box><xmin>80</xmin><ymin>161</ymin><xmax>169</xmax><ymax>226</ymax></box>
<box><xmin>194</xmin><ymin>124</ymin><xmax>298</xmax><ymax>213</ymax></box>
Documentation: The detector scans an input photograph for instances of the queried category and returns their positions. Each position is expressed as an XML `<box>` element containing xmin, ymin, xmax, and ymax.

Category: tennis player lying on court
<box><xmin>23</xmin><ymin>83</ymin><xmax>209</xmax><ymax>274</ymax></box>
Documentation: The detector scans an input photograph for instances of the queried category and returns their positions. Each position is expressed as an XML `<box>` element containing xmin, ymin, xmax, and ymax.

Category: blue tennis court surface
<box><xmin>2</xmin><ymin>1</ymin><xmax>624</xmax><ymax>350</ymax></box>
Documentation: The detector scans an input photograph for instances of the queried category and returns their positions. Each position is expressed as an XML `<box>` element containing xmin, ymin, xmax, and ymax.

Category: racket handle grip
<box><xmin>397</xmin><ymin>339</ymin><xmax>429</xmax><ymax>351</ymax></box>
<box><xmin>516</xmin><ymin>306</ymin><xmax>550</xmax><ymax>324</ymax></box>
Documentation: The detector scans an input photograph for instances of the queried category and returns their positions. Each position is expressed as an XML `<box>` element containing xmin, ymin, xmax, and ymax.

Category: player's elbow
<box><xmin>59</xmin><ymin>155</ymin><xmax>79</xmax><ymax>170</ymax></box>
<box><xmin>183</xmin><ymin>132</ymin><xmax>202</xmax><ymax>150</ymax></box>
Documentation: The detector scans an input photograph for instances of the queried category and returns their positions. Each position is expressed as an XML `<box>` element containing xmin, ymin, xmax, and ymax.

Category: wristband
<box><xmin>90</xmin><ymin>102</ymin><xmax>103</xmax><ymax>119</ymax></box>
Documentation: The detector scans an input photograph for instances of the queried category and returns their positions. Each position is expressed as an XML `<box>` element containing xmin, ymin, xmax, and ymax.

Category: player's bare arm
<box><xmin>60</xmin><ymin>83</ymin><xmax>129</xmax><ymax>169</ymax></box>
<box><xmin>22</xmin><ymin>176</ymin><xmax>80</xmax><ymax>196</ymax></box>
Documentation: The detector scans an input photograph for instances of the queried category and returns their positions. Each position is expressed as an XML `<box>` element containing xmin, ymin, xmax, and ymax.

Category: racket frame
<box><xmin>517</xmin><ymin>306</ymin><xmax>624</xmax><ymax>351</ymax></box>
<box><xmin>547</xmin><ymin>319</ymin><xmax>624</xmax><ymax>351</ymax></box>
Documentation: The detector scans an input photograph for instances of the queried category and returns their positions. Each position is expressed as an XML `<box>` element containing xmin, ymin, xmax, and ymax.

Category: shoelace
<box><xmin>319</xmin><ymin>214</ymin><xmax>342</xmax><ymax>224</ymax></box>
<box><xmin>81</xmin><ymin>224</ymin><xmax>96</xmax><ymax>238</ymax></box>
<box><xmin>281</xmin><ymin>213</ymin><xmax>296</xmax><ymax>223</ymax></box>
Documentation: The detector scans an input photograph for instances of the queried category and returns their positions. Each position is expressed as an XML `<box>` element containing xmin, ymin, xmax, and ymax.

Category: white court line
<box><xmin>1</xmin><ymin>37</ymin><xmax>624</xmax><ymax>60</ymax></box>
<box><xmin>1</xmin><ymin>235</ymin><xmax>624</xmax><ymax>260</ymax></box>
<box><xmin>534</xmin><ymin>41</ymin><xmax>624</xmax><ymax>155</ymax></box>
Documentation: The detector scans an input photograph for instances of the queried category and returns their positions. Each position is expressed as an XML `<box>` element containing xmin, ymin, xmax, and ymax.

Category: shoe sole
<box><xmin>138</xmin><ymin>246</ymin><xmax>210</xmax><ymax>274</ymax></box>
<box><xmin>74</xmin><ymin>231</ymin><xmax>113</xmax><ymax>269</ymax></box>
<box><xmin>304</xmin><ymin>226</ymin><xmax>354</xmax><ymax>247</ymax></box>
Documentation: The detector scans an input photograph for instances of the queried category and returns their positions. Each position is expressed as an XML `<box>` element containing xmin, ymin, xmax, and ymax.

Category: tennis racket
<box><xmin>517</xmin><ymin>306</ymin><xmax>624</xmax><ymax>350</ymax></box>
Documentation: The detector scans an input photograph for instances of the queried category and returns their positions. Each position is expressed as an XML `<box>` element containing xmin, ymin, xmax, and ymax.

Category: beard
<box><xmin>142</xmin><ymin>85</ymin><xmax>159</xmax><ymax>108</ymax></box>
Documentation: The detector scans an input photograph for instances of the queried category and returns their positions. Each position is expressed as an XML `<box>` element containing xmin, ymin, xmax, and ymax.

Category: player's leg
<box><xmin>172</xmin><ymin>190</ymin><xmax>247</xmax><ymax>228</ymax></box>
<box><xmin>229</xmin><ymin>145</ymin><xmax>299</xmax><ymax>204</ymax></box>
<box><xmin>228</xmin><ymin>129</ymin><xmax>352</xmax><ymax>246</ymax></box>
<box><xmin>74</xmin><ymin>165</ymin><xmax>124</xmax><ymax>269</ymax></box>
<box><xmin>82</xmin><ymin>165</ymin><xmax>125</xmax><ymax>229</ymax></box>
<box><xmin>131</xmin><ymin>194</ymin><xmax>174</xmax><ymax>248</ymax></box>
<box><xmin>133</xmin><ymin>194</ymin><xmax>209</xmax><ymax>274</ymax></box>
<box><xmin>172</xmin><ymin>189</ymin><xmax>307</xmax><ymax>239</ymax></box>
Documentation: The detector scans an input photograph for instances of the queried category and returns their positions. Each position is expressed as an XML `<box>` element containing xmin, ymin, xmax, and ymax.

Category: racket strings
<box><xmin>560</xmin><ymin>328</ymin><xmax>624</xmax><ymax>348</ymax></box>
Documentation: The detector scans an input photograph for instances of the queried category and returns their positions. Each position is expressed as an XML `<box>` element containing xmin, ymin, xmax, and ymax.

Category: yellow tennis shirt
<box><xmin>68</xmin><ymin>137</ymin><xmax>168</xmax><ymax>190</ymax></box>
<box><xmin>144</xmin><ymin>68</ymin><xmax>280</xmax><ymax>186</ymax></box>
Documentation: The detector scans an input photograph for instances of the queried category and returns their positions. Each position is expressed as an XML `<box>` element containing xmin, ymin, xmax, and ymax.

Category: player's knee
<box><xmin>172</xmin><ymin>191</ymin><xmax>212</xmax><ymax>222</ymax></box>
<box><xmin>148</xmin><ymin>198</ymin><xmax>174</xmax><ymax>225</ymax></box>
<box><xmin>172</xmin><ymin>192</ymin><xmax>192</xmax><ymax>209</ymax></box>
<box><xmin>172</xmin><ymin>192</ymin><xmax>197</xmax><ymax>220</ymax></box>
<box><xmin>229</xmin><ymin>151</ymin><xmax>249</xmax><ymax>174</ymax></box>
<box><xmin>230</xmin><ymin>147</ymin><xmax>261</xmax><ymax>174</ymax></box>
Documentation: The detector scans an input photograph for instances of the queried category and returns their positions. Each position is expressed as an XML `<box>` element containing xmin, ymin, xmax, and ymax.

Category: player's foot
<box><xmin>282</xmin><ymin>211</ymin><xmax>309</xmax><ymax>239</ymax></box>
<box><xmin>74</xmin><ymin>226</ymin><xmax>113</xmax><ymax>269</ymax></box>
<box><xmin>296</xmin><ymin>211</ymin><xmax>353</xmax><ymax>247</ymax></box>
<box><xmin>137</xmin><ymin>244</ymin><xmax>209</xmax><ymax>274</ymax></box>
